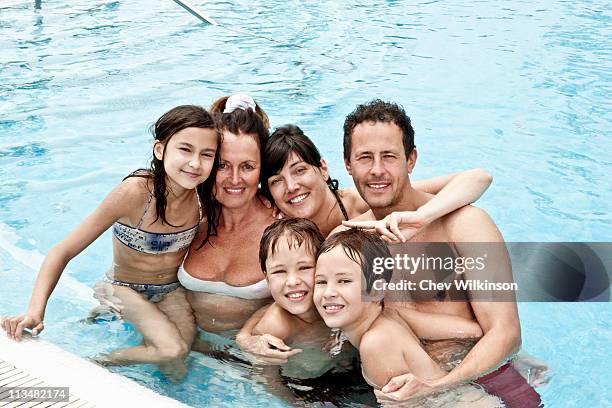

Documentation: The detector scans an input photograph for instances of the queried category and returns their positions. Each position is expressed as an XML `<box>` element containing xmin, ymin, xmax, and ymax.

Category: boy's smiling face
<box><xmin>313</xmin><ymin>245</ymin><xmax>365</xmax><ymax>330</ymax></box>
<box><xmin>265</xmin><ymin>233</ymin><xmax>317</xmax><ymax>320</ymax></box>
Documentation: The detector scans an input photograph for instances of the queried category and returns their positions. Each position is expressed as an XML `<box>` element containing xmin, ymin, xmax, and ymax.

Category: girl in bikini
<box><xmin>1</xmin><ymin>105</ymin><xmax>219</xmax><ymax>379</ymax></box>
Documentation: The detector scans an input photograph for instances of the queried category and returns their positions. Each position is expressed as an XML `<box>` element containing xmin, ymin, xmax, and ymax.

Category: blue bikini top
<box><xmin>113</xmin><ymin>192</ymin><xmax>202</xmax><ymax>254</ymax></box>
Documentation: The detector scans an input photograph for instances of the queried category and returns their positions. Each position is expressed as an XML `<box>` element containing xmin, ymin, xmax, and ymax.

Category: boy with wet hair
<box><xmin>241</xmin><ymin>218</ymin><xmax>484</xmax><ymax>369</ymax></box>
<box><xmin>244</xmin><ymin>218</ymin><xmax>343</xmax><ymax>377</ymax></box>
<box><xmin>242</xmin><ymin>218</ymin><xmax>486</xmax><ymax>357</ymax></box>
<box><xmin>240</xmin><ymin>218</ymin><xmax>372</xmax><ymax>405</ymax></box>
<box><xmin>314</xmin><ymin>229</ymin><xmax>499</xmax><ymax>406</ymax></box>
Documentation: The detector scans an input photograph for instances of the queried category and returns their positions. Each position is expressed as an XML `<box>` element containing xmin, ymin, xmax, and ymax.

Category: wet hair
<box><xmin>126</xmin><ymin>105</ymin><xmax>220</xmax><ymax>245</ymax></box>
<box><xmin>316</xmin><ymin>228</ymin><xmax>393</xmax><ymax>293</ymax></box>
<box><xmin>262</xmin><ymin>124</ymin><xmax>342</xmax><ymax>204</ymax></box>
<box><xmin>343</xmin><ymin>99</ymin><xmax>415</xmax><ymax>161</ymax></box>
<box><xmin>259</xmin><ymin>218</ymin><xmax>325</xmax><ymax>274</ymax></box>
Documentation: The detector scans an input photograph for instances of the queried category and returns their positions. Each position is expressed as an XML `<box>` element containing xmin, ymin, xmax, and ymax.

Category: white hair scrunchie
<box><xmin>223</xmin><ymin>93</ymin><xmax>256</xmax><ymax>114</ymax></box>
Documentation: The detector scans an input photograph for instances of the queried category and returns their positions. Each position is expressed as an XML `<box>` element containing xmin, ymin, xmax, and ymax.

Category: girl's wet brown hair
<box><xmin>126</xmin><ymin>105</ymin><xmax>220</xmax><ymax>245</ymax></box>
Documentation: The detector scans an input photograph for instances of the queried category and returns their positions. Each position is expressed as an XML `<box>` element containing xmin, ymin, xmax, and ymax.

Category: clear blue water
<box><xmin>1</xmin><ymin>0</ymin><xmax>610</xmax><ymax>406</ymax></box>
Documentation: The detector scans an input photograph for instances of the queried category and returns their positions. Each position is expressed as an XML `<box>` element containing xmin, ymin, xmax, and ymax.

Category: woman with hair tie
<box><xmin>179</xmin><ymin>94</ymin><xmax>275</xmax><ymax>336</ymax></box>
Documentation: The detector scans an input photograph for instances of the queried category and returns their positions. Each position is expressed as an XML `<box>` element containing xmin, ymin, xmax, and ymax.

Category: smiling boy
<box><xmin>314</xmin><ymin>228</ymin><xmax>501</xmax><ymax>407</ymax></box>
<box><xmin>244</xmin><ymin>218</ymin><xmax>349</xmax><ymax>379</ymax></box>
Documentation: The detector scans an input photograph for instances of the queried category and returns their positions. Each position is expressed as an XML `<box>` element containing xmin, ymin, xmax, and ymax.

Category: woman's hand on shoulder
<box><xmin>342</xmin><ymin>210</ymin><xmax>429</xmax><ymax>243</ymax></box>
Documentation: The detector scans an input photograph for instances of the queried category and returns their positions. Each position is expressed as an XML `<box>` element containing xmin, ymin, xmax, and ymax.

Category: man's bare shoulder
<box><xmin>328</xmin><ymin>209</ymin><xmax>376</xmax><ymax>237</ymax></box>
<box><xmin>444</xmin><ymin>204</ymin><xmax>490</xmax><ymax>224</ymax></box>
<box><xmin>442</xmin><ymin>205</ymin><xmax>504</xmax><ymax>242</ymax></box>
<box><xmin>340</xmin><ymin>188</ymin><xmax>370</xmax><ymax>217</ymax></box>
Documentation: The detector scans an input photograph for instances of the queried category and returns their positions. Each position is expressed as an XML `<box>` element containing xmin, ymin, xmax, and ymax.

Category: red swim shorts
<box><xmin>474</xmin><ymin>363</ymin><xmax>542</xmax><ymax>408</ymax></box>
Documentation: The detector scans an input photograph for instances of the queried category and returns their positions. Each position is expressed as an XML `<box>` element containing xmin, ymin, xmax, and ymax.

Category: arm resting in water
<box><xmin>236</xmin><ymin>304</ymin><xmax>302</xmax><ymax>364</ymax></box>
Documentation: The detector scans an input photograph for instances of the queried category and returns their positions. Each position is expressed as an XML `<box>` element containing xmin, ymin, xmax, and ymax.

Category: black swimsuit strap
<box><xmin>329</xmin><ymin>180</ymin><xmax>349</xmax><ymax>221</ymax></box>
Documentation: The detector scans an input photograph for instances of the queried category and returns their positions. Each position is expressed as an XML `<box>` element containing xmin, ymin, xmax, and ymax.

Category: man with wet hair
<box><xmin>339</xmin><ymin>99</ymin><xmax>540</xmax><ymax>406</ymax></box>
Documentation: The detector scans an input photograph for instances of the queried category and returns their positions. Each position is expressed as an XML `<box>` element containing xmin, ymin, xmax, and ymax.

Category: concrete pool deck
<box><xmin>0</xmin><ymin>332</ymin><xmax>189</xmax><ymax>407</ymax></box>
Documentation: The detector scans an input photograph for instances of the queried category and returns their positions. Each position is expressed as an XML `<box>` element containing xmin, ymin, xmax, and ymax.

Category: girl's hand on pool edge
<box><xmin>1</xmin><ymin>314</ymin><xmax>44</xmax><ymax>341</ymax></box>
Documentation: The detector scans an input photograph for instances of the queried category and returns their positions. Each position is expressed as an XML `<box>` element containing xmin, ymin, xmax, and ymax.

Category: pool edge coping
<box><xmin>0</xmin><ymin>331</ymin><xmax>190</xmax><ymax>407</ymax></box>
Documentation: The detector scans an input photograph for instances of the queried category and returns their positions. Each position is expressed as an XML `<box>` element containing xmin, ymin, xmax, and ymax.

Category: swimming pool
<box><xmin>1</xmin><ymin>0</ymin><xmax>610</xmax><ymax>406</ymax></box>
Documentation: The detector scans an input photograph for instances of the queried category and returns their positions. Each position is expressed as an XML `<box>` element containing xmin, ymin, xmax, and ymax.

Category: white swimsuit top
<box><xmin>178</xmin><ymin>265</ymin><xmax>271</xmax><ymax>300</ymax></box>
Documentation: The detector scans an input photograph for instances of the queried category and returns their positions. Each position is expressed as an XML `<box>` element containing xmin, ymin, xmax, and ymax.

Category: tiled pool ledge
<box><xmin>0</xmin><ymin>332</ymin><xmax>189</xmax><ymax>407</ymax></box>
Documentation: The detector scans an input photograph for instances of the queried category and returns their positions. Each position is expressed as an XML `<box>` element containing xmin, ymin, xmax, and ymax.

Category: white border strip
<box><xmin>0</xmin><ymin>333</ymin><xmax>190</xmax><ymax>407</ymax></box>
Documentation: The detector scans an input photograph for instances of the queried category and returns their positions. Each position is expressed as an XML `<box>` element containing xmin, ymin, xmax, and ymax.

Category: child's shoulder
<box><xmin>114</xmin><ymin>172</ymin><xmax>152</xmax><ymax>198</ymax></box>
<box><xmin>255</xmin><ymin>303</ymin><xmax>299</xmax><ymax>340</ymax></box>
<box><xmin>360</xmin><ymin>315</ymin><xmax>405</xmax><ymax>353</ymax></box>
<box><xmin>102</xmin><ymin>172</ymin><xmax>152</xmax><ymax>216</ymax></box>
<box><xmin>359</xmin><ymin>316</ymin><xmax>409</xmax><ymax>389</ymax></box>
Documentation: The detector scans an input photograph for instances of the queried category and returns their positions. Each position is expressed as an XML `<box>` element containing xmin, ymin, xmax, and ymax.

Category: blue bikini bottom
<box><xmin>103</xmin><ymin>276</ymin><xmax>180</xmax><ymax>303</ymax></box>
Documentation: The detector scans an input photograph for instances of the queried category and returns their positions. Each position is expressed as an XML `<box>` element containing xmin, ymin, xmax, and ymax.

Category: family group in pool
<box><xmin>2</xmin><ymin>95</ymin><xmax>547</xmax><ymax>406</ymax></box>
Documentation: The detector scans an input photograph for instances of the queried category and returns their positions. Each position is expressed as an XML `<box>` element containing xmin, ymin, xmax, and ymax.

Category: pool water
<box><xmin>1</xmin><ymin>0</ymin><xmax>610</xmax><ymax>406</ymax></box>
